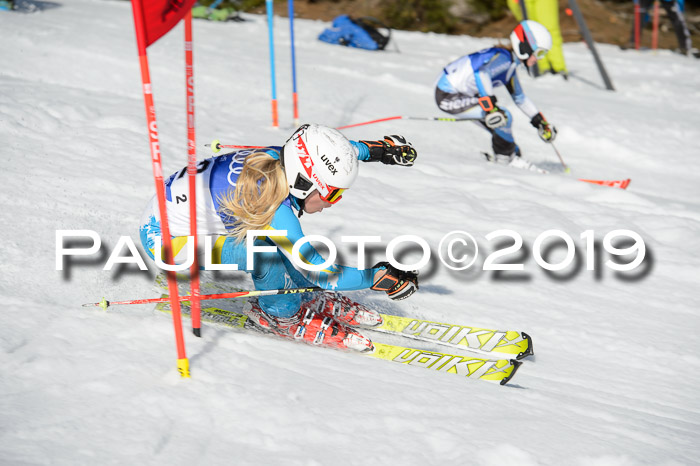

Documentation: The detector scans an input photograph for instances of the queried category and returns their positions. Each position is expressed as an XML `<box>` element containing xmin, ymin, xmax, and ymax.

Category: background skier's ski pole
<box><xmin>83</xmin><ymin>286</ymin><xmax>324</xmax><ymax>310</ymax></box>
<box><xmin>335</xmin><ymin>115</ymin><xmax>482</xmax><ymax>130</ymax></box>
<box><xmin>208</xmin><ymin>112</ymin><xmax>485</xmax><ymax>151</ymax></box>
<box><xmin>550</xmin><ymin>142</ymin><xmax>570</xmax><ymax>173</ymax></box>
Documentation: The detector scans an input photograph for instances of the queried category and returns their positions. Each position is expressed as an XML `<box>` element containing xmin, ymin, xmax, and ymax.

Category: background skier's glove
<box><xmin>370</xmin><ymin>262</ymin><xmax>418</xmax><ymax>301</ymax></box>
<box><xmin>361</xmin><ymin>136</ymin><xmax>417</xmax><ymax>166</ymax></box>
<box><xmin>479</xmin><ymin>95</ymin><xmax>508</xmax><ymax>129</ymax></box>
<box><xmin>531</xmin><ymin>112</ymin><xmax>557</xmax><ymax>143</ymax></box>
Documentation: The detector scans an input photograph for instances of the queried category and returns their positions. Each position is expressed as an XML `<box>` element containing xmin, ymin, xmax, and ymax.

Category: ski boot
<box><xmin>484</xmin><ymin>150</ymin><xmax>548</xmax><ymax>174</ymax></box>
<box><xmin>507</xmin><ymin>155</ymin><xmax>548</xmax><ymax>173</ymax></box>
<box><xmin>310</xmin><ymin>293</ymin><xmax>383</xmax><ymax>328</ymax></box>
<box><xmin>242</xmin><ymin>299</ymin><xmax>374</xmax><ymax>352</ymax></box>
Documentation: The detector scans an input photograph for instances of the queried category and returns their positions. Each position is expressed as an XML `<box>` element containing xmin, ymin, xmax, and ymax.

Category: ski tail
<box><xmin>578</xmin><ymin>178</ymin><xmax>631</xmax><ymax>189</ymax></box>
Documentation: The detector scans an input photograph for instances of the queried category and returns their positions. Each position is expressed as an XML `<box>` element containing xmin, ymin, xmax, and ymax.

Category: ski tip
<box><xmin>517</xmin><ymin>332</ymin><xmax>534</xmax><ymax>360</ymax></box>
<box><xmin>500</xmin><ymin>359</ymin><xmax>523</xmax><ymax>386</ymax></box>
<box><xmin>193</xmin><ymin>327</ymin><xmax>201</xmax><ymax>337</ymax></box>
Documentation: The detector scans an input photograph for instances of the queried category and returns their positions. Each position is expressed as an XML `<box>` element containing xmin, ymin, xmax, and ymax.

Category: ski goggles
<box><xmin>519</xmin><ymin>39</ymin><xmax>548</xmax><ymax>60</ymax></box>
<box><xmin>320</xmin><ymin>186</ymin><xmax>346</xmax><ymax>204</ymax></box>
<box><xmin>533</xmin><ymin>47</ymin><xmax>549</xmax><ymax>59</ymax></box>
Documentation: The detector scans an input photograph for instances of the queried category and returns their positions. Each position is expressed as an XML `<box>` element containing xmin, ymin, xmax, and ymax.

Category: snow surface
<box><xmin>2</xmin><ymin>1</ymin><xmax>700</xmax><ymax>464</ymax></box>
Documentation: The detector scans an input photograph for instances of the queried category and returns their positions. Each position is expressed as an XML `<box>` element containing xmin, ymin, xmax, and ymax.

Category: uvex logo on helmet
<box><xmin>320</xmin><ymin>154</ymin><xmax>338</xmax><ymax>175</ymax></box>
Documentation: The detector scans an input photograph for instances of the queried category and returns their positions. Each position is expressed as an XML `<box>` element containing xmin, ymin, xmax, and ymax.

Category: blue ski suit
<box><xmin>435</xmin><ymin>47</ymin><xmax>541</xmax><ymax>156</ymax></box>
<box><xmin>139</xmin><ymin>143</ymin><xmax>383</xmax><ymax>318</ymax></box>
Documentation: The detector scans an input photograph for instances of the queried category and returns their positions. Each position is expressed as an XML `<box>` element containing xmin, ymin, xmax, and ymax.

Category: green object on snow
<box><xmin>191</xmin><ymin>5</ymin><xmax>238</xmax><ymax>21</ymax></box>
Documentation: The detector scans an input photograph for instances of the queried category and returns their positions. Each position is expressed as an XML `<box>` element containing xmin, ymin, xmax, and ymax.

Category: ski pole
<box><xmin>206</xmin><ymin>139</ymin><xmax>265</xmax><ymax>153</ymax></box>
<box><xmin>550</xmin><ymin>141</ymin><xmax>570</xmax><ymax>174</ymax></box>
<box><xmin>208</xmin><ymin>114</ymin><xmax>484</xmax><ymax>152</ymax></box>
<box><xmin>83</xmin><ymin>286</ymin><xmax>324</xmax><ymax>310</ymax></box>
<box><xmin>335</xmin><ymin>115</ymin><xmax>482</xmax><ymax>130</ymax></box>
<box><xmin>401</xmin><ymin>115</ymin><xmax>483</xmax><ymax>122</ymax></box>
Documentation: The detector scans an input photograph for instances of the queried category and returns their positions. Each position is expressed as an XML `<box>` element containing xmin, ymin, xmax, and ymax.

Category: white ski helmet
<box><xmin>510</xmin><ymin>20</ymin><xmax>552</xmax><ymax>61</ymax></box>
<box><xmin>281</xmin><ymin>123</ymin><xmax>359</xmax><ymax>203</ymax></box>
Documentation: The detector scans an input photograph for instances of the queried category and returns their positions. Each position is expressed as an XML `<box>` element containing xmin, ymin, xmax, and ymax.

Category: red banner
<box><xmin>132</xmin><ymin>0</ymin><xmax>197</xmax><ymax>50</ymax></box>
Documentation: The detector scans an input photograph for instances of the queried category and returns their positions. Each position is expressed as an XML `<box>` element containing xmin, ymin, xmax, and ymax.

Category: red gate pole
<box><xmin>131</xmin><ymin>0</ymin><xmax>190</xmax><ymax>378</ymax></box>
<box><xmin>184</xmin><ymin>11</ymin><xmax>202</xmax><ymax>337</ymax></box>
<box><xmin>634</xmin><ymin>0</ymin><xmax>641</xmax><ymax>50</ymax></box>
<box><xmin>651</xmin><ymin>1</ymin><xmax>660</xmax><ymax>51</ymax></box>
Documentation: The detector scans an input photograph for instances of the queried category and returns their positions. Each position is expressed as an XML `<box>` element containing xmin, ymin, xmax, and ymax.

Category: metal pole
<box><xmin>651</xmin><ymin>1</ymin><xmax>660</xmax><ymax>51</ymax></box>
<box><xmin>266</xmin><ymin>0</ymin><xmax>279</xmax><ymax>127</ymax></box>
<box><xmin>184</xmin><ymin>11</ymin><xmax>202</xmax><ymax>337</ymax></box>
<box><xmin>130</xmin><ymin>0</ymin><xmax>190</xmax><ymax>378</ymax></box>
<box><xmin>568</xmin><ymin>0</ymin><xmax>615</xmax><ymax>91</ymax></box>
<box><xmin>289</xmin><ymin>0</ymin><xmax>299</xmax><ymax>126</ymax></box>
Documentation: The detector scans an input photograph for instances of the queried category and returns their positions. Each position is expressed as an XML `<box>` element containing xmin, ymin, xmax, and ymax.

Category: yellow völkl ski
<box><xmin>370</xmin><ymin>342</ymin><xmax>520</xmax><ymax>385</ymax></box>
<box><xmin>155</xmin><ymin>300</ymin><xmax>522</xmax><ymax>385</ymax></box>
<box><xmin>152</xmin><ymin>274</ymin><xmax>531</xmax><ymax>361</ymax></box>
<box><xmin>374</xmin><ymin>314</ymin><xmax>533</xmax><ymax>360</ymax></box>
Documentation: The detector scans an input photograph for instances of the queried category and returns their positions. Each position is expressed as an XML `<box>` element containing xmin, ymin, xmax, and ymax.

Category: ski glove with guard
<box><xmin>479</xmin><ymin>95</ymin><xmax>509</xmax><ymax>129</ymax></box>
<box><xmin>370</xmin><ymin>261</ymin><xmax>418</xmax><ymax>301</ymax></box>
<box><xmin>531</xmin><ymin>112</ymin><xmax>557</xmax><ymax>143</ymax></box>
<box><xmin>361</xmin><ymin>135</ymin><xmax>417</xmax><ymax>166</ymax></box>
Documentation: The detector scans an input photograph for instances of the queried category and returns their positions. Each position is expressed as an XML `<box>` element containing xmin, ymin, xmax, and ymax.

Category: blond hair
<box><xmin>218</xmin><ymin>151</ymin><xmax>289</xmax><ymax>242</ymax></box>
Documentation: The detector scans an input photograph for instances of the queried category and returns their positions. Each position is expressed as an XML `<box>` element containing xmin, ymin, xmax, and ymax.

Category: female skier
<box><xmin>140</xmin><ymin>124</ymin><xmax>419</xmax><ymax>352</ymax></box>
<box><xmin>434</xmin><ymin>20</ymin><xmax>558</xmax><ymax>171</ymax></box>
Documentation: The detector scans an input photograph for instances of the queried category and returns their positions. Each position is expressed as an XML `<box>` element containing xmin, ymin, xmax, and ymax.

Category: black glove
<box><xmin>361</xmin><ymin>135</ymin><xmax>417</xmax><ymax>167</ymax></box>
<box><xmin>531</xmin><ymin>112</ymin><xmax>557</xmax><ymax>143</ymax></box>
<box><xmin>479</xmin><ymin>95</ymin><xmax>508</xmax><ymax>130</ymax></box>
<box><xmin>370</xmin><ymin>261</ymin><xmax>418</xmax><ymax>301</ymax></box>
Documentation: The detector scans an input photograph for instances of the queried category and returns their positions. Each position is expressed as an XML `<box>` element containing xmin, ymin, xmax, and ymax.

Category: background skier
<box><xmin>434</xmin><ymin>20</ymin><xmax>558</xmax><ymax>172</ymax></box>
<box><xmin>139</xmin><ymin>124</ymin><xmax>419</xmax><ymax>352</ymax></box>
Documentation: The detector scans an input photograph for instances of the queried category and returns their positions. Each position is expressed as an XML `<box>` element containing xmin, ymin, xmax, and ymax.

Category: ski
<box><xmin>154</xmin><ymin>299</ymin><xmax>521</xmax><ymax>385</ymax></box>
<box><xmin>482</xmin><ymin>152</ymin><xmax>632</xmax><ymax>189</ymax></box>
<box><xmin>578</xmin><ymin>178</ymin><xmax>631</xmax><ymax>189</ymax></box>
<box><xmin>482</xmin><ymin>152</ymin><xmax>548</xmax><ymax>174</ymax></box>
<box><xmin>372</xmin><ymin>314</ymin><xmax>533</xmax><ymax>360</ymax></box>
<box><xmin>370</xmin><ymin>342</ymin><xmax>520</xmax><ymax>385</ymax></box>
<box><xmin>152</xmin><ymin>274</ymin><xmax>532</xmax><ymax>361</ymax></box>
